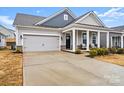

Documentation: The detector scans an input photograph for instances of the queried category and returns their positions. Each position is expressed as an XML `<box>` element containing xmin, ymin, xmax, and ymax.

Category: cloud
<box><xmin>98</xmin><ymin>7</ymin><xmax>124</xmax><ymax>18</ymax></box>
<box><xmin>104</xmin><ymin>19</ymin><xmax>114</xmax><ymax>22</ymax></box>
<box><xmin>0</xmin><ymin>16</ymin><xmax>14</xmax><ymax>29</ymax></box>
<box><xmin>36</xmin><ymin>10</ymin><xmax>40</xmax><ymax>14</ymax></box>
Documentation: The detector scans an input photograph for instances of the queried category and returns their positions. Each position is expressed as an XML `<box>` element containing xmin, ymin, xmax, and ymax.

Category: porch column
<box><xmin>76</xmin><ymin>30</ymin><xmax>78</xmax><ymax>46</ymax></box>
<box><xmin>121</xmin><ymin>34</ymin><xmax>123</xmax><ymax>48</ymax></box>
<box><xmin>86</xmin><ymin>30</ymin><xmax>89</xmax><ymax>51</ymax></box>
<box><xmin>72</xmin><ymin>29</ymin><xmax>76</xmax><ymax>52</ymax></box>
<box><xmin>97</xmin><ymin>31</ymin><xmax>100</xmax><ymax>48</ymax></box>
<box><xmin>107</xmin><ymin>32</ymin><xmax>109</xmax><ymax>48</ymax></box>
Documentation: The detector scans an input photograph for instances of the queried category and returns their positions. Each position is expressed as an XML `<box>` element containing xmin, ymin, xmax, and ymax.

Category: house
<box><xmin>13</xmin><ymin>8</ymin><xmax>124</xmax><ymax>52</ymax></box>
<box><xmin>0</xmin><ymin>25</ymin><xmax>16</xmax><ymax>49</ymax></box>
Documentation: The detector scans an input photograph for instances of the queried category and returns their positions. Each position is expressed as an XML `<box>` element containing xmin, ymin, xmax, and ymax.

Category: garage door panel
<box><xmin>23</xmin><ymin>35</ymin><xmax>59</xmax><ymax>52</ymax></box>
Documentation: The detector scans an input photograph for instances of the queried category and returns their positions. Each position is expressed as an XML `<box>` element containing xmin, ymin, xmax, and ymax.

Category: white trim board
<box><xmin>22</xmin><ymin>33</ymin><xmax>60</xmax><ymax>37</ymax></box>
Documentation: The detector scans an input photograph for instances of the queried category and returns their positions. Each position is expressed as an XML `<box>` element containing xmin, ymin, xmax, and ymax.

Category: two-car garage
<box><xmin>23</xmin><ymin>34</ymin><xmax>60</xmax><ymax>52</ymax></box>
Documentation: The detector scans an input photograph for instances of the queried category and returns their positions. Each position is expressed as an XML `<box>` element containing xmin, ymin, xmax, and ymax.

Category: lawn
<box><xmin>95</xmin><ymin>54</ymin><xmax>124</xmax><ymax>66</ymax></box>
<box><xmin>0</xmin><ymin>50</ymin><xmax>22</xmax><ymax>86</ymax></box>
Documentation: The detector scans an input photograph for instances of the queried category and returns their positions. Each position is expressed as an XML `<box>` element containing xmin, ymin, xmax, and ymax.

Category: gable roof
<box><xmin>13</xmin><ymin>8</ymin><xmax>106</xmax><ymax>29</ymax></box>
<box><xmin>13</xmin><ymin>13</ymin><xmax>46</xmax><ymax>26</ymax></box>
<box><xmin>74</xmin><ymin>11</ymin><xmax>106</xmax><ymax>27</ymax></box>
<box><xmin>0</xmin><ymin>25</ymin><xmax>15</xmax><ymax>36</ymax></box>
<box><xmin>0</xmin><ymin>25</ymin><xmax>15</xmax><ymax>32</ymax></box>
<box><xmin>0</xmin><ymin>32</ymin><xmax>6</xmax><ymax>36</ymax></box>
<box><xmin>111</xmin><ymin>25</ymin><xmax>124</xmax><ymax>31</ymax></box>
<box><xmin>35</xmin><ymin>8</ymin><xmax>76</xmax><ymax>25</ymax></box>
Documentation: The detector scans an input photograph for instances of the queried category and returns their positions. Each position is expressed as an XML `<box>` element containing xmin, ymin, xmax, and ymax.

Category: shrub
<box><xmin>75</xmin><ymin>48</ymin><xmax>82</xmax><ymax>54</ymax></box>
<box><xmin>108</xmin><ymin>48</ymin><xmax>117</xmax><ymax>54</ymax></box>
<box><xmin>90</xmin><ymin>48</ymin><xmax>109</xmax><ymax>57</ymax></box>
<box><xmin>89</xmin><ymin>50</ymin><xmax>97</xmax><ymax>58</ymax></box>
<box><xmin>104</xmin><ymin>48</ymin><xmax>109</xmax><ymax>55</ymax></box>
<box><xmin>96</xmin><ymin>48</ymin><xmax>105</xmax><ymax>56</ymax></box>
<box><xmin>117</xmin><ymin>48</ymin><xmax>124</xmax><ymax>54</ymax></box>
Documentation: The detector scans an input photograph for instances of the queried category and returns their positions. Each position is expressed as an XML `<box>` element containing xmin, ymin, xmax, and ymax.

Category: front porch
<box><xmin>61</xmin><ymin>28</ymin><xmax>124</xmax><ymax>52</ymax></box>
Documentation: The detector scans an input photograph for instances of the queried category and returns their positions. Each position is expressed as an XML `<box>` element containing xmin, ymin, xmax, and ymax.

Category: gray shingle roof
<box><xmin>13</xmin><ymin>13</ymin><xmax>46</xmax><ymax>26</ymax></box>
<box><xmin>111</xmin><ymin>25</ymin><xmax>124</xmax><ymax>31</ymax></box>
<box><xmin>13</xmin><ymin>11</ymin><xmax>89</xmax><ymax>27</ymax></box>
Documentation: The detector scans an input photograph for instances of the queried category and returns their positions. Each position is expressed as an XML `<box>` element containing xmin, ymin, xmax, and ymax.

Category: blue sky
<box><xmin>0</xmin><ymin>7</ymin><xmax>124</xmax><ymax>30</ymax></box>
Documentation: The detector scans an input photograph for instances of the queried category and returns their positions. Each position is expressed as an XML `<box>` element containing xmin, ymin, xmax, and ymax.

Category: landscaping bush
<box><xmin>89</xmin><ymin>49</ymin><xmax>97</xmax><ymax>58</ymax></box>
<box><xmin>108</xmin><ymin>48</ymin><xmax>117</xmax><ymax>54</ymax></box>
<box><xmin>95</xmin><ymin>48</ymin><xmax>108</xmax><ymax>56</ymax></box>
<box><xmin>75</xmin><ymin>48</ymin><xmax>82</xmax><ymax>54</ymax></box>
<box><xmin>89</xmin><ymin>48</ymin><xmax>109</xmax><ymax>57</ymax></box>
<box><xmin>96</xmin><ymin>48</ymin><xmax>103</xmax><ymax>56</ymax></box>
<box><xmin>104</xmin><ymin>48</ymin><xmax>109</xmax><ymax>55</ymax></box>
<box><xmin>117</xmin><ymin>48</ymin><xmax>124</xmax><ymax>54</ymax></box>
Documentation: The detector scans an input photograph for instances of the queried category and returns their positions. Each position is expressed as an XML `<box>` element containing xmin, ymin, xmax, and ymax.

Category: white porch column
<box><xmin>107</xmin><ymin>32</ymin><xmax>109</xmax><ymax>48</ymax></box>
<box><xmin>72</xmin><ymin>29</ymin><xmax>76</xmax><ymax>52</ymax></box>
<box><xmin>121</xmin><ymin>34</ymin><xmax>123</xmax><ymax>48</ymax></box>
<box><xmin>86</xmin><ymin>30</ymin><xmax>89</xmax><ymax>51</ymax></box>
<box><xmin>97</xmin><ymin>31</ymin><xmax>100</xmax><ymax>48</ymax></box>
<box><xmin>76</xmin><ymin>30</ymin><xmax>78</xmax><ymax>46</ymax></box>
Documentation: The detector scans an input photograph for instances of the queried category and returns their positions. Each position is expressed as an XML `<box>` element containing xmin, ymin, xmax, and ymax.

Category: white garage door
<box><xmin>23</xmin><ymin>35</ymin><xmax>59</xmax><ymax>52</ymax></box>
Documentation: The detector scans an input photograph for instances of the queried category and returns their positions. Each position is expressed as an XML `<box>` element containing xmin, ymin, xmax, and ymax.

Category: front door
<box><xmin>66</xmin><ymin>34</ymin><xmax>70</xmax><ymax>49</ymax></box>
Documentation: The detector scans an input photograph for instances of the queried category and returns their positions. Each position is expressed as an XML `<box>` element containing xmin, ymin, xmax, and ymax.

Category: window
<box><xmin>64</xmin><ymin>14</ymin><xmax>68</xmax><ymax>20</ymax></box>
<box><xmin>112</xmin><ymin>36</ymin><xmax>121</xmax><ymax>48</ymax></box>
<box><xmin>82</xmin><ymin>33</ymin><xmax>87</xmax><ymax>45</ymax></box>
<box><xmin>92</xmin><ymin>32</ymin><xmax>97</xmax><ymax>44</ymax></box>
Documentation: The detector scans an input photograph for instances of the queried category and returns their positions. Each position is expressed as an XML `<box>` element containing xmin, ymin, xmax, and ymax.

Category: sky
<box><xmin>0</xmin><ymin>7</ymin><xmax>124</xmax><ymax>30</ymax></box>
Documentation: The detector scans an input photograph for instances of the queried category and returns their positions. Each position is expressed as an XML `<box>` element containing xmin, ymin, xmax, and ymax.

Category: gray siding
<box><xmin>100</xmin><ymin>32</ymin><xmax>107</xmax><ymax>48</ymax></box>
<box><xmin>41</xmin><ymin>11</ymin><xmax>75</xmax><ymax>28</ymax></box>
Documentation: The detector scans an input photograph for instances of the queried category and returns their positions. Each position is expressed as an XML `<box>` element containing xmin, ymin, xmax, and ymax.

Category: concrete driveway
<box><xmin>23</xmin><ymin>52</ymin><xmax>124</xmax><ymax>86</ymax></box>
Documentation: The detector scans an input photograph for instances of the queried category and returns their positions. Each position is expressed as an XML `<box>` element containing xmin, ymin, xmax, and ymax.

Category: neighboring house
<box><xmin>0</xmin><ymin>25</ymin><xmax>16</xmax><ymax>49</ymax></box>
<box><xmin>13</xmin><ymin>8</ymin><xmax>124</xmax><ymax>52</ymax></box>
<box><xmin>0</xmin><ymin>32</ymin><xmax>6</xmax><ymax>47</ymax></box>
<box><xmin>111</xmin><ymin>25</ymin><xmax>124</xmax><ymax>31</ymax></box>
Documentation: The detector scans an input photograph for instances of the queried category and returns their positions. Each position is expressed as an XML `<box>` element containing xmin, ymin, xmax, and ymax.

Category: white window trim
<box><xmin>81</xmin><ymin>32</ymin><xmax>87</xmax><ymax>47</ymax></box>
<box><xmin>111</xmin><ymin>36</ymin><xmax>121</xmax><ymax>48</ymax></box>
<box><xmin>91</xmin><ymin>32</ymin><xmax>97</xmax><ymax>45</ymax></box>
<box><xmin>64</xmin><ymin>14</ymin><xmax>68</xmax><ymax>21</ymax></box>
